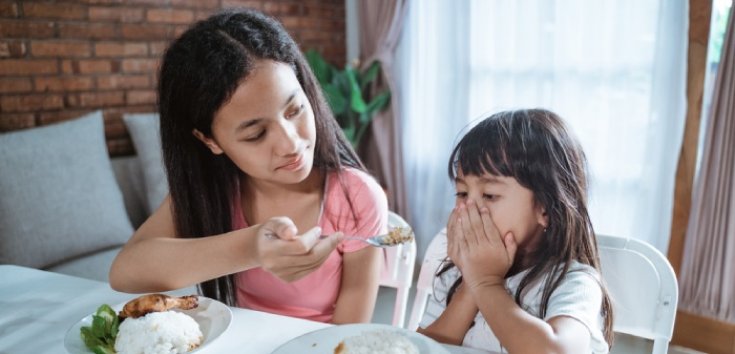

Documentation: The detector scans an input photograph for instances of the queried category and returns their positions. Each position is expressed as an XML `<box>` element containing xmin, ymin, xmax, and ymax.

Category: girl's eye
<box><xmin>482</xmin><ymin>194</ymin><xmax>497</xmax><ymax>201</ymax></box>
<box><xmin>286</xmin><ymin>104</ymin><xmax>304</xmax><ymax>118</ymax></box>
<box><xmin>454</xmin><ymin>192</ymin><xmax>468</xmax><ymax>199</ymax></box>
<box><xmin>243</xmin><ymin>130</ymin><xmax>266</xmax><ymax>142</ymax></box>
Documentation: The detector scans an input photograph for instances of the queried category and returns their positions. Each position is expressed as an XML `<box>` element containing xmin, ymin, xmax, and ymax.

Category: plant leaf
<box><xmin>322</xmin><ymin>84</ymin><xmax>347</xmax><ymax>115</ymax></box>
<box><xmin>342</xmin><ymin>124</ymin><xmax>356</xmax><ymax>144</ymax></box>
<box><xmin>110</xmin><ymin>316</ymin><xmax>120</xmax><ymax>341</ymax></box>
<box><xmin>345</xmin><ymin>68</ymin><xmax>367</xmax><ymax>113</ymax></box>
<box><xmin>305</xmin><ymin>49</ymin><xmax>333</xmax><ymax>84</ymax></box>
<box><xmin>92</xmin><ymin>345</ymin><xmax>116</xmax><ymax>354</ymax></box>
<box><xmin>80</xmin><ymin>327</ymin><xmax>104</xmax><ymax>349</ymax></box>
<box><xmin>91</xmin><ymin>315</ymin><xmax>107</xmax><ymax>338</ymax></box>
<box><xmin>363</xmin><ymin>91</ymin><xmax>391</xmax><ymax>120</ymax></box>
<box><xmin>360</xmin><ymin>61</ymin><xmax>381</xmax><ymax>90</ymax></box>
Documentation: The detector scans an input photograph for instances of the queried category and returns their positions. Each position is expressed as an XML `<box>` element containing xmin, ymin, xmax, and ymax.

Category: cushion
<box><xmin>0</xmin><ymin>111</ymin><xmax>134</xmax><ymax>269</ymax></box>
<box><xmin>110</xmin><ymin>155</ymin><xmax>149</xmax><ymax>228</ymax></box>
<box><xmin>122</xmin><ymin>113</ymin><xmax>168</xmax><ymax>214</ymax></box>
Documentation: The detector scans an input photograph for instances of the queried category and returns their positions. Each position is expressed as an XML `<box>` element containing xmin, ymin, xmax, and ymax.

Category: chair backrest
<box><xmin>406</xmin><ymin>227</ymin><xmax>447</xmax><ymax>331</ymax></box>
<box><xmin>597</xmin><ymin>234</ymin><xmax>678</xmax><ymax>354</ymax></box>
<box><xmin>378</xmin><ymin>211</ymin><xmax>417</xmax><ymax>328</ymax></box>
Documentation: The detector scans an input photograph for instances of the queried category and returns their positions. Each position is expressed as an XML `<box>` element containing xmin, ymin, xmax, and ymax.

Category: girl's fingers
<box><xmin>446</xmin><ymin>208</ymin><xmax>459</xmax><ymax>258</ymax></box>
<box><xmin>503</xmin><ymin>232</ymin><xmax>517</xmax><ymax>263</ymax></box>
<box><xmin>457</xmin><ymin>202</ymin><xmax>477</xmax><ymax>247</ymax></box>
<box><xmin>447</xmin><ymin>206</ymin><xmax>458</xmax><ymax>234</ymax></box>
<box><xmin>479</xmin><ymin>206</ymin><xmax>501</xmax><ymax>246</ymax></box>
<box><xmin>465</xmin><ymin>199</ymin><xmax>486</xmax><ymax>243</ymax></box>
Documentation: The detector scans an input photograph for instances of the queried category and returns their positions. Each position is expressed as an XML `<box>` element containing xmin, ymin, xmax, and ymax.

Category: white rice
<box><xmin>336</xmin><ymin>330</ymin><xmax>419</xmax><ymax>354</ymax></box>
<box><xmin>114</xmin><ymin>311</ymin><xmax>203</xmax><ymax>354</ymax></box>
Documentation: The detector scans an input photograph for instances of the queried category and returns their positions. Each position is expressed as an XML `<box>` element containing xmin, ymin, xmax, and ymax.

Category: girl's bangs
<box><xmin>450</xmin><ymin>127</ymin><xmax>512</xmax><ymax>179</ymax></box>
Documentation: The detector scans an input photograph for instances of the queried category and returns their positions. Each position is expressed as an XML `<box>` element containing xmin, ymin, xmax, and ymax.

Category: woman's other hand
<box><xmin>254</xmin><ymin>216</ymin><xmax>343</xmax><ymax>282</ymax></box>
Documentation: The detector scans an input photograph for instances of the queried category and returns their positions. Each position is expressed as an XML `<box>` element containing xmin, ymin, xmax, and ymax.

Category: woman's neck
<box><xmin>239</xmin><ymin>169</ymin><xmax>326</xmax><ymax>229</ymax></box>
<box><xmin>242</xmin><ymin>169</ymin><xmax>324</xmax><ymax>200</ymax></box>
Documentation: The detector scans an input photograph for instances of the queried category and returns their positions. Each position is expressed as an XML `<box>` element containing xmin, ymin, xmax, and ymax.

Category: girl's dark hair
<box><xmin>441</xmin><ymin>108</ymin><xmax>613</xmax><ymax>345</ymax></box>
<box><xmin>158</xmin><ymin>8</ymin><xmax>362</xmax><ymax>306</ymax></box>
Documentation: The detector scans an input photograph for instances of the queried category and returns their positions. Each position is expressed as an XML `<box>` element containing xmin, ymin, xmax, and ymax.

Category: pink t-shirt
<box><xmin>233</xmin><ymin>168</ymin><xmax>388</xmax><ymax>322</ymax></box>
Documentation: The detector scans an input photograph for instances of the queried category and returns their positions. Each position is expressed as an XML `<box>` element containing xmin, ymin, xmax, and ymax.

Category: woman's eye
<box><xmin>243</xmin><ymin>130</ymin><xmax>266</xmax><ymax>142</ymax></box>
<box><xmin>454</xmin><ymin>192</ymin><xmax>468</xmax><ymax>199</ymax></box>
<box><xmin>286</xmin><ymin>104</ymin><xmax>304</xmax><ymax>118</ymax></box>
<box><xmin>482</xmin><ymin>194</ymin><xmax>497</xmax><ymax>201</ymax></box>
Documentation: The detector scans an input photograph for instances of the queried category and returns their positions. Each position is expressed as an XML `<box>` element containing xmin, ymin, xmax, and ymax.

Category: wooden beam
<box><xmin>668</xmin><ymin>0</ymin><xmax>711</xmax><ymax>276</ymax></box>
<box><xmin>673</xmin><ymin>311</ymin><xmax>735</xmax><ymax>354</ymax></box>
<box><xmin>666</xmin><ymin>1</ymin><xmax>735</xmax><ymax>353</ymax></box>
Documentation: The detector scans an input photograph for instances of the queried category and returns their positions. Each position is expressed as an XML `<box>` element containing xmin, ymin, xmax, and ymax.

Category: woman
<box><xmin>110</xmin><ymin>8</ymin><xmax>386</xmax><ymax>324</ymax></box>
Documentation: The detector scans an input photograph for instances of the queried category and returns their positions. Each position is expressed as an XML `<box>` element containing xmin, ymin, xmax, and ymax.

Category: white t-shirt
<box><xmin>419</xmin><ymin>257</ymin><xmax>609</xmax><ymax>353</ymax></box>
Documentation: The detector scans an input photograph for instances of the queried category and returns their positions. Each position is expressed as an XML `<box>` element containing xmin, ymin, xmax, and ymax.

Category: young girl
<box><xmin>109</xmin><ymin>8</ymin><xmax>386</xmax><ymax>324</ymax></box>
<box><xmin>418</xmin><ymin>109</ymin><xmax>613</xmax><ymax>353</ymax></box>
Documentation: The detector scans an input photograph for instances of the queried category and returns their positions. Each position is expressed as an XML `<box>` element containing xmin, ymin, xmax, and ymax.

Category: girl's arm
<box><xmin>109</xmin><ymin>196</ymin><xmax>341</xmax><ymax>293</ymax></box>
<box><xmin>417</xmin><ymin>284</ymin><xmax>478</xmax><ymax>345</ymax></box>
<box><xmin>471</xmin><ymin>283</ymin><xmax>591</xmax><ymax>354</ymax></box>
<box><xmin>331</xmin><ymin>245</ymin><xmax>382</xmax><ymax>323</ymax></box>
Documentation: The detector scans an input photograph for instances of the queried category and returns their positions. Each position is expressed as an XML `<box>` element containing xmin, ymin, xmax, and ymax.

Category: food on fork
<box><xmin>382</xmin><ymin>227</ymin><xmax>414</xmax><ymax>245</ymax></box>
<box><xmin>119</xmin><ymin>293</ymin><xmax>199</xmax><ymax>319</ymax></box>
<box><xmin>333</xmin><ymin>329</ymin><xmax>419</xmax><ymax>354</ymax></box>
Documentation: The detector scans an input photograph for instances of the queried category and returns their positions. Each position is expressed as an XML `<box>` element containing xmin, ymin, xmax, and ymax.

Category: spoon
<box><xmin>320</xmin><ymin>227</ymin><xmax>415</xmax><ymax>248</ymax></box>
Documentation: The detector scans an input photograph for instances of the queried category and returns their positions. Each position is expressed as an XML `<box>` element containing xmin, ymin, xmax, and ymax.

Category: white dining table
<box><xmin>0</xmin><ymin>265</ymin><xmax>492</xmax><ymax>354</ymax></box>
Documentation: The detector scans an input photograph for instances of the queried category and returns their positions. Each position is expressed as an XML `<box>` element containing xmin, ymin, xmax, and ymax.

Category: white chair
<box><xmin>597</xmin><ymin>234</ymin><xmax>678</xmax><ymax>354</ymax></box>
<box><xmin>378</xmin><ymin>211</ymin><xmax>417</xmax><ymax>328</ymax></box>
<box><xmin>406</xmin><ymin>227</ymin><xmax>447</xmax><ymax>331</ymax></box>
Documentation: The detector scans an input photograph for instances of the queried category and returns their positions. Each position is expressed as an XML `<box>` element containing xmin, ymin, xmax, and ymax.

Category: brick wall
<box><xmin>0</xmin><ymin>0</ymin><xmax>346</xmax><ymax>156</ymax></box>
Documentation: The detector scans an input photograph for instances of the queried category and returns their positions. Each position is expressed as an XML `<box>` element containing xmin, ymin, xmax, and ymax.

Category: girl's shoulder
<box><xmin>549</xmin><ymin>261</ymin><xmax>603</xmax><ymax>299</ymax></box>
<box><xmin>564</xmin><ymin>261</ymin><xmax>602</xmax><ymax>281</ymax></box>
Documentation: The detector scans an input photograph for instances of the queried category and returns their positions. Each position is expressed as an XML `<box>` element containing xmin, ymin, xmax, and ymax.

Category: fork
<box><xmin>320</xmin><ymin>234</ymin><xmax>394</xmax><ymax>248</ymax></box>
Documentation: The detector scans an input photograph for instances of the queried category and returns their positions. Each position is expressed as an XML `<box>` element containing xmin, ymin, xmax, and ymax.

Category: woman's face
<box><xmin>196</xmin><ymin>60</ymin><xmax>317</xmax><ymax>187</ymax></box>
<box><xmin>454</xmin><ymin>169</ymin><xmax>548</xmax><ymax>251</ymax></box>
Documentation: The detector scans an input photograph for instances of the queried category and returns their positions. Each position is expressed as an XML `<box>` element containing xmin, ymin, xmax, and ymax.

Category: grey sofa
<box><xmin>47</xmin><ymin>155</ymin><xmax>149</xmax><ymax>281</ymax></box>
<box><xmin>0</xmin><ymin>111</ymin><xmax>171</xmax><ymax>286</ymax></box>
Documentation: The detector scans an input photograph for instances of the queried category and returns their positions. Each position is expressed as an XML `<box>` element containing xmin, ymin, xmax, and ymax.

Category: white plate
<box><xmin>272</xmin><ymin>323</ymin><xmax>451</xmax><ymax>354</ymax></box>
<box><xmin>64</xmin><ymin>296</ymin><xmax>232</xmax><ymax>354</ymax></box>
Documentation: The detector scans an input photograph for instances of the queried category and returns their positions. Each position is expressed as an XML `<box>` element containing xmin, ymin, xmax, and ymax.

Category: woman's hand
<box><xmin>254</xmin><ymin>216</ymin><xmax>343</xmax><ymax>282</ymax></box>
<box><xmin>447</xmin><ymin>199</ymin><xmax>516</xmax><ymax>291</ymax></box>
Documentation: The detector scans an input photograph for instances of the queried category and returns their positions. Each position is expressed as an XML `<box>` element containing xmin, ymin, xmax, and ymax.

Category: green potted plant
<box><xmin>305</xmin><ymin>49</ymin><xmax>391</xmax><ymax>150</ymax></box>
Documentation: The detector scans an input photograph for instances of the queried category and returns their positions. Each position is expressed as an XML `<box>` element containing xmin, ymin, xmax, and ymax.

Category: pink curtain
<box><xmin>358</xmin><ymin>0</ymin><xmax>409</xmax><ymax>218</ymax></box>
<box><xmin>679</xmin><ymin>5</ymin><xmax>735</xmax><ymax>323</ymax></box>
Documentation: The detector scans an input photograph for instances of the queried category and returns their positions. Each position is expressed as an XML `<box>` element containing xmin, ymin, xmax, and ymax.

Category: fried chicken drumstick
<box><xmin>118</xmin><ymin>294</ymin><xmax>199</xmax><ymax>319</ymax></box>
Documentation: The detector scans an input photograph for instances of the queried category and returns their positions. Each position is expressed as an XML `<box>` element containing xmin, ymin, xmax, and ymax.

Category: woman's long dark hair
<box><xmin>441</xmin><ymin>109</ymin><xmax>613</xmax><ymax>346</ymax></box>
<box><xmin>158</xmin><ymin>8</ymin><xmax>363</xmax><ymax>306</ymax></box>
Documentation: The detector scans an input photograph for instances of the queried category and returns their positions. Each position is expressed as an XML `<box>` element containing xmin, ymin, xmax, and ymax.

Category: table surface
<box><xmin>0</xmin><ymin>265</ymin><xmax>492</xmax><ymax>354</ymax></box>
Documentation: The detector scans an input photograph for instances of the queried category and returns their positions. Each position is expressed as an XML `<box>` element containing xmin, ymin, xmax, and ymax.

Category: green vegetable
<box><xmin>80</xmin><ymin>304</ymin><xmax>120</xmax><ymax>353</ymax></box>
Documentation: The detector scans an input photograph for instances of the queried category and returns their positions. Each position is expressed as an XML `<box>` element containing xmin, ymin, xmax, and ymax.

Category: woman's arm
<box><xmin>417</xmin><ymin>284</ymin><xmax>478</xmax><ymax>345</ymax></box>
<box><xmin>110</xmin><ymin>196</ymin><xmax>259</xmax><ymax>292</ymax></box>
<box><xmin>109</xmin><ymin>196</ymin><xmax>342</xmax><ymax>293</ymax></box>
<box><xmin>331</xmin><ymin>245</ymin><xmax>382</xmax><ymax>323</ymax></box>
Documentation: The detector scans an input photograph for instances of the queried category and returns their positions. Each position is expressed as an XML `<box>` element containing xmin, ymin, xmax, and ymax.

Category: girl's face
<box><xmin>454</xmin><ymin>169</ymin><xmax>548</xmax><ymax>251</ymax></box>
<box><xmin>195</xmin><ymin>60</ymin><xmax>317</xmax><ymax>187</ymax></box>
